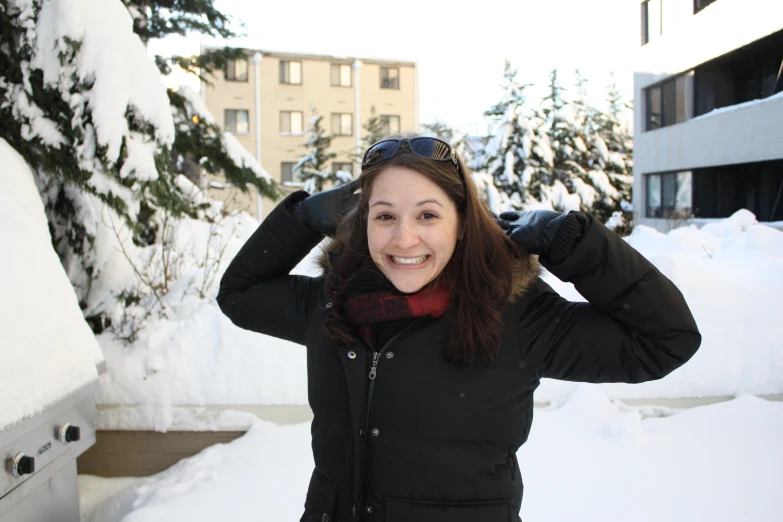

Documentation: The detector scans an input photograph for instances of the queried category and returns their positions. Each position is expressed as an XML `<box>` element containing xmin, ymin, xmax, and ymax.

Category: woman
<box><xmin>218</xmin><ymin>136</ymin><xmax>701</xmax><ymax>522</ymax></box>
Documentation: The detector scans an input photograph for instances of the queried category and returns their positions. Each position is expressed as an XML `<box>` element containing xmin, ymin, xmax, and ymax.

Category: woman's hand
<box><xmin>291</xmin><ymin>179</ymin><xmax>361</xmax><ymax>237</ymax></box>
<box><xmin>497</xmin><ymin>210</ymin><xmax>585</xmax><ymax>264</ymax></box>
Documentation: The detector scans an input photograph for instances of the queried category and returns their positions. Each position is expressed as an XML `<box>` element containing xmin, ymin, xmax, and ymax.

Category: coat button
<box><xmin>359</xmin><ymin>428</ymin><xmax>365</xmax><ymax>437</ymax></box>
<box><xmin>347</xmin><ymin>351</ymin><xmax>357</xmax><ymax>359</ymax></box>
<box><xmin>322</xmin><ymin>514</ymin><xmax>329</xmax><ymax>522</ymax></box>
<box><xmin>385</xmin><ymin>352</ymin><xmax>394</xmax><ymax>359</ymax></box>
<box><xmin>365</xmin><ymin>505</ymin><xmax>373</xmax><ymax>514</ymax></box>
<box><xmin>371</xmin><ymin>428</ymin><xmax>379</xmax><ymax>437</ymax></box>
<box><xmin>325</xmin><ymin>302</ymin><xmax>333</xmax><ymax>308</ymax></box>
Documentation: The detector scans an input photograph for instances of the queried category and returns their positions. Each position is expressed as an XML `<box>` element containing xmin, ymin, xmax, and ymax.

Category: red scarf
<box><xmin>343</xmin><ymin>268</ymin><xmax>450</xmax><ymax>344</ymax></box>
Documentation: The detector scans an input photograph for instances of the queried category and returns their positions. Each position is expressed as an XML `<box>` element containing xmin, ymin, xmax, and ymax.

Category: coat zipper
<box><xmin>355</xmin><ymin>318</ymin><xmax>423</xmax><ymax>520</ymax></box>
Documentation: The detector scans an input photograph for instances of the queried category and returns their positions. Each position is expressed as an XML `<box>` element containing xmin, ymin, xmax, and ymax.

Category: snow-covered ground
<box><xmin>79</xmin><ymin>388</ymin><xmax>783</xmax><ymax>522</ymax></box>
<box><xmin>95</xmin><ymin>204</ymin><xmax>783</xmax><ymax>432</ymax></box>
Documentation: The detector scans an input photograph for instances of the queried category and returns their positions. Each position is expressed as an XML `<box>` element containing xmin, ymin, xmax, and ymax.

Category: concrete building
<box><xmin>633</xmin><ymin>0</ymin><xmax>783</xmax><ymax>231</ymax></box>
<box><xmin>202</xmin><ymin>49</ymin><xmax>418</xmax><ymax>219</ymax></box>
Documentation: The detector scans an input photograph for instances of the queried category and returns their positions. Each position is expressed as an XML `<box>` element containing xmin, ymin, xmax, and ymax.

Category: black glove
<box><xmin>290</xmin><ymin>179</ymin><xmax>360</xmax><ymax>237</ymax></box>
<box><xmin>497</xmin><ymin>210</ymin><xmax>586</xmax><ymax>264</ymax></box>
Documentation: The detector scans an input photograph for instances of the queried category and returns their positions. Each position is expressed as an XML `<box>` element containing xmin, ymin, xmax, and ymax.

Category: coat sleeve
<box><xmin>217</xmin><ymin>191</ymin><xmax>325</xmax><ymax>345</ymax></box>
<box><xmin>517</xmin><ymin>215</ymin><xmax>702</xmax><ymax>383</ymax></box>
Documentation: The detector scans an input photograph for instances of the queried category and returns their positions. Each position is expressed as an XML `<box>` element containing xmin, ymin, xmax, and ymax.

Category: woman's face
<box><xmin>367</xmin><ymin>166</ymin><xmax>460</xmax><ymax>294</ymax></box>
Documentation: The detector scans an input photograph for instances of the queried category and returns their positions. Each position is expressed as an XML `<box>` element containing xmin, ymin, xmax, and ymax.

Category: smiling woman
<box><xmin>217</xmin><ymin>133</ymin><xmax>701</xmax><ymax>522</ymax></box>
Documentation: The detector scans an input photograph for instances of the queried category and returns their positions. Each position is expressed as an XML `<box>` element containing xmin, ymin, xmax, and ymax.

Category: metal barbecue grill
<box><xmin>1</xmin><ymin>362</ymin><xmax>104</xmax><ymax>522</ymax></box>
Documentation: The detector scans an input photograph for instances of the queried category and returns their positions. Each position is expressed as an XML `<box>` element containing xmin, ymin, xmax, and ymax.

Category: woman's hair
<box><xmin>323</xmin><ymin>134</ymin><xmax>529</xmax><ymax>364</ymax></box>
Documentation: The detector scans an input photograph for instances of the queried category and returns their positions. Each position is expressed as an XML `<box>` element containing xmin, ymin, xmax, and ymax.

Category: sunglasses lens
<box><xmin>411</xmin><ymin>138</ymin><xmax>452</xmax><ymax>161</ymax></box>
<box><xmin>364</xmin><ymin>140</ymin><xmax>400</xmax><ymax>166</ymax></box>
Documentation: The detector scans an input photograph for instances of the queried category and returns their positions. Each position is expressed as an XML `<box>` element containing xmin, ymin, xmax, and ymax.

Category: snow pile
<box><xmin>0</xmin><ymin>139</ymin><xmax>103</xmax><ymax>431</ymax></box>
<box><xmin>78</xmin><ymin>390</ymin><xmax>783</xmax><ymax>522</ymax></box>
<box><xmin>538</xmin><ymin>209</ymin><xmax>783</xmax><ymax>402</ymax></box>
<box><xmin>94</xmin><ymin>206</ymin><xmax>782</xmax><ymax>431</ymax></box>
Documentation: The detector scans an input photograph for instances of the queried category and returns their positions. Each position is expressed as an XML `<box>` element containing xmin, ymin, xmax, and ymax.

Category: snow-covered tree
<box><xmin>293</xmin><ymin>112</ymin><xmax>345</xmax><ymax>193</ymax></box>
<box><xmin>482</xmin><ymin>61</ymin><xmax>553</xmax><ymax>210</ymax></box>
<box><xmin>0</xmin><ymin>0</ymin><xmax>277</xmax><ymax>337</ymax></box>
<box><xmin>590</xmin><ymin>73</ymin><xmax>634</xmax><ymax>225</ymax></box>
<box><xmin>421</xmin><ymin>120</ymin><xmax>476</xmax><ymax>168</ymax></box>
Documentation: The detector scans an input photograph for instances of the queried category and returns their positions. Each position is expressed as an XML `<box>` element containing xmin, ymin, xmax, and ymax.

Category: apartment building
<box><xmin>202</xmin><ymin>49</ymin><xmax>418</xmax><ymax>219</ymax></box>
<box><xmin>634</xmin><ymin>0</ymin><xmax>783</xmax><ymax>231</ymax></box>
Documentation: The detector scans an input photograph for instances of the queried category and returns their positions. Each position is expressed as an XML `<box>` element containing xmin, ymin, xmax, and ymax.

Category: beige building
<box><xmin>202</xmin><ymin>49</ymin><xmax>418</xmax><ymax>219</ymax></box>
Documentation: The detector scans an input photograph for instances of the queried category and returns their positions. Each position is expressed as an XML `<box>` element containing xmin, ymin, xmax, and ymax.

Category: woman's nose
<box><xmin>392</xmin><ymin>220</ymin><xmax>419</xmax><ymax>249</ymax></box>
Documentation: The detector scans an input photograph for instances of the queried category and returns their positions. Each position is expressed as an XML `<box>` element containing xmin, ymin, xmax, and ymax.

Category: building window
<box><xmin>331</xmin><ymin>64</ymin><xmax>352</xmax><ymax>87</ymax></box>
<box><xmin>645</xmin><ymin>71</ymin><xmax>694</xmax><ymax>131</ymax></box>
<box><xmin>641</xmin><ymin>1</ymin><xmax>649</xmax><ymax>45</ymax></box>
<box><xmin>224</xmin><ymin>109</ymin><xmax>249</xmax><ymax>133</ymax></box>
<box><xmin>331</xmin><ymin>113</ymin><xmax>353</xmax><ymax>136</ymax></box>
<box><xmin>380</xmin><ymin>67</ymin><xmax>399</xmax><ymax>89</ymax></box>
<box><xmin>693</xmin><ymin>160</ymin><xmax>783</xmax><ymax>221</ymax></box>
<box><xmin>694</xmin><ymin>0</ymin><xmax>717</xmax><ymax>14</ymax></box>
<box><xmin>332</xmin><ymin>162</ymin><xmax>354</xmax><ymax>175</ymax></box>
<box><xmin>225</xmin><ymin>58</ymin><xmax>248</xmax><ymax>81</ymax></box>
<box><xmin>380</xmin><ymin>115</ymin><xmax>401</xmax><ymax>135</ymax></box>
<box><xmin>280</xmin><ymin>111</ymin><xmax>304</xmax><ymax>135</ymax></box>
<box><xmin>281</xmin><ymin>162</ymin><xmax>300</xmax><ymax>184</ymax></box>
<box><xmin>646</xmin><ymin>172</ymin><xmax>692</xmax><ymax>218</ymax></box>
<box><xmin>694</xmin><ymin>30</ymin><xmax>783</xmax><ymax>116</ymax></box>
<box><xmin>279</xmin><ymin>60</ymin><xmax>302</xmax><ymax>84</ymax></box>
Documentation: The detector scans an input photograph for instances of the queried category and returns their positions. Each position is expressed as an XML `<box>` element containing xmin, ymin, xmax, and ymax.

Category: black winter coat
<box><xmin>217</xmin><ymin>192</ymin><xmax>701</xmax><ymax>522</ymax></box>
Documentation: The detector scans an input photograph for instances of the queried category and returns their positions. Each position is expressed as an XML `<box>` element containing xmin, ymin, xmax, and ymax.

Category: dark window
<box><xmin>694</xmin><ymin>29</ymin><xmax>783</xmax><ymax>116</ymax></box>
<box><xmin>693</xmin><ymin>160</ymin><xmax>783</xmax><ymax>221</ymax></box>
<box><xmin>646</xmin><ymin>172</ymin><xmax>692</xmax><ymax>218</ymax></box>
<box><xmin>641</xmin><ymin>1</ymin><xmax>649</xmax><ymax>45</ymax></box>
<box><xmin>281</xmin><ymin>162</ymin><xmax>299</xmax><ymax>184</ymax></box>
<box><xmin>331</xmin><ymin>113</ymin><xmax>353</xmax><ymax>136</ymax></box>
<box><xmin>380</xmin><ymin>67</ymin><xmax>399</xmax><ymax>89</ymax></box>
<box><xmin>694</xmin><ymin>0</ymin><xmax>717</xmax><ymax>14</ymax></box>
<box><xmin>380</xmin><ymin>115</ymin><xmax>401</xmax><ymax>135</ymax></box>
<box><xmin>645</xmin><ymin>72</ymin><xmax>694</xmax><ymax>131</ymax></box>
<box><xmin>332</xmin><ymin>162</ymin><xmax>354</xmax><ymax>175</ymax></box>
<box><xmin>224</xmin><ymin>109</ymin><xmax>249</xmax><ymax>133</ymax></box>
<box><xmin>225</xmin><ymin>59</ymin><xmax>248</xmax><ymax>81</ymax></box>
<box><xmin>331</xmin><ymin>64</ymin><xmax>352</xmax><ymax>87</ymax></box>
<box><xmin>279</xmin><ymin>61</ymin><xmax>302</xmax><ymax>84</ymax></box>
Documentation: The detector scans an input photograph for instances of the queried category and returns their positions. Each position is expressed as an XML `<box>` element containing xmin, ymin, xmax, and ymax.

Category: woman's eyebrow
<box><xmin>370</xmin><ymin>199</ymin><xmax>444</xmax><ymax>208</ymax></box>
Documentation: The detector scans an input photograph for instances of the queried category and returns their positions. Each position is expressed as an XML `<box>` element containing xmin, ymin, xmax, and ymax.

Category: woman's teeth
<box><xmin>391</xmin><ymin>255</ymin><xmax>429</xmax><ymax>265</ymax></box>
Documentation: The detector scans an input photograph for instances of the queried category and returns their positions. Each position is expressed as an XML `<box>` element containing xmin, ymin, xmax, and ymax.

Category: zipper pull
<box><xmin>369</xmin><ymin>352</ymin><xmax>381</xmax><ymax>380</ymax></box>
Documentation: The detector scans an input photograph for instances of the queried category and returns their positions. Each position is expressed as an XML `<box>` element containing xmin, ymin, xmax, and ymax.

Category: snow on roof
<box><xmin>0</xmin><ymin>139</ymin><xmax>104</xmax><ymax>431</ymax></box>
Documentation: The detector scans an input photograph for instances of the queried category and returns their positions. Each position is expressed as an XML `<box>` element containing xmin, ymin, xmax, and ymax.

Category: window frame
<box><xmin>380</xmin><ymin>114</ymin><xmax>401</xmax><ymax>135</ymax></box>
<box><xmin>694</xmin><ymin>0</ymin><xmax>717</xmax><ymax>14</ymax></box>
<box><xmin>280</xmin><ymin>110</ymin><xmax>304</xmax><ymax>135</ymax></box>
<box><xmin>641</xmin><ymin>1</ymin><xmax>650</xmax><ymax>46</ymax></box>
<box><xmin>330</xmin><ymin>63</ymin><xmax>353</xmax><ymax>87</ymax></box>
<box><xmin>331</xmin><ymin>113</ymin><xmax>354</xmax><ymax>136</ymax></box>
<box><xmin>280</xmin><ymin>161</ymin><xmax>301</xmax><ymax>184</ymax></box>
<box><xmin>380</xmin><ymin>67</ymin><xmax>400</xmax><ymax>89</ymax></box>
<box><xmin>224</xmin><ymin>109</ymin><xmax>250</xmax><ymax>134</ymax></box>
<box><xmin>645</xmin><ymin>171</ymin><xmax>693</xmax><ymax>218</ymax></box>
<box><xmin>279</xmin><ymin>60</ymin><xmax>303</xmax><ymax>85</ymax></box>
<box><xmin>225</xmin><ymin>58</ymin><xmax>249</xmax><ymax>82</ymax></box>
<box><xmin>645</xmin><ymin>71</ymin><xmax>695</xmax><ymax>131</ymax></box>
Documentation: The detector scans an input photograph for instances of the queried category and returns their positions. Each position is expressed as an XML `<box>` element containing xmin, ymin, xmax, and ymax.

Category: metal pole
<box><xmin>253</xmin><ymin>52</ymin><xmax>263</xmax><ymax>220</ymax></box>
<box><xmin>353</xmin><ymin>60</ymin><xmax>362</xmax><ymax>176</ymax></box>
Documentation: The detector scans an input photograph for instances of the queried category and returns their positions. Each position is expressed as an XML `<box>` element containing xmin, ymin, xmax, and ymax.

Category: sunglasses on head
<box><xmin>362</xmin><ymin>138</ymin><xmax>462</xmax><ymax>178</ymax></box>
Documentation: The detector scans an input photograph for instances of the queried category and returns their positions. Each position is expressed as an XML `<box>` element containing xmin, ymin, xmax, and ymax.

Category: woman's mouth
<box><xmin>389</xmin><ymin>255</ymin><xmax>430</xmax><ymax>266</ymax></box>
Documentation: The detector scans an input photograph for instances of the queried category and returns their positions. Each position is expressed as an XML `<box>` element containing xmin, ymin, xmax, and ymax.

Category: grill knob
<box><xmin>59</xmin><ymin>423</ymin><xmax>81</xmax><ymax>444</ymax></box>
<box><xmin>11</xmin><ymin>453</ymin><xmax>35</xmax><ymax>477</ymax></box>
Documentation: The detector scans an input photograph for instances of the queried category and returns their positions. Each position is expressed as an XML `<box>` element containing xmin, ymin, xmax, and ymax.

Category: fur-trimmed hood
<box><xmin>316</xmin><ymin>240</ymin><xmax>541</xmax><ymax>301</ymax></box>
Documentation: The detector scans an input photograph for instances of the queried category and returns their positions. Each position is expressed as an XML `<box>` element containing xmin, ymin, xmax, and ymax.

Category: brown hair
<box><xmin>323</xmin><ymin>136</ymin><xmax>529</xmax><ymax>364</ymax></box>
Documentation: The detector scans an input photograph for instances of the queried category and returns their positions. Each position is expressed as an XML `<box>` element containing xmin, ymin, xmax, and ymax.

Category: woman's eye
<box><xmin>376</xmin><ymin>214</ymin><xmax>393</xmax><ymax>221</ymax></box>
<box><xmin>420</xmin><ymin>212</ymin><xmax>438</xmax><ymax>220</ymax></box>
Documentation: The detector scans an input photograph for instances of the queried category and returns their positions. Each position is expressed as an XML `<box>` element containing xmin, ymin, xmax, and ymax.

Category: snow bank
<box><xmin>79</xmin><ymin>391</ymin><xmax>783</xmax><ymax>522</ymax></box>
<box><xmin>0</xmin><ymin>139</ymin><xmax>103</xmax><ymax>430</ymax></box>
<box><xmin>96</xmin><ymin>207</ymin><xmax>782</xmax><ymax>430</ymax></box>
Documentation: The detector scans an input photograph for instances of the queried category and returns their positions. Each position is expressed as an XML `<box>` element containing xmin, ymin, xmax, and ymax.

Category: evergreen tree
<box><xmin>293</xmin><ymin>112</ymin><xmax>341</xmax><ymax>194</ymax></box>
<box><xmin>482</xmin><ymin>61</ymin><xmax>553</xmax><ymax>210</ymax></box>
<box><xmin>591</xmin><ymin>73</ymin><xmax>634</xmax><ymax>224</ymax></box>
<box><xmin>349</xmin><ymin>105</ymin><xmax>389</xmax><ymax>163</ymax></box>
